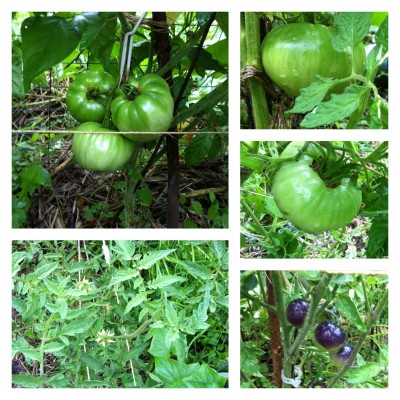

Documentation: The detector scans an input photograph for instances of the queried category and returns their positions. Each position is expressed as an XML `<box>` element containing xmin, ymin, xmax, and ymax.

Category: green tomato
<box><xmin>272</xmin><ymin>142</ymin><xmax>362</xmax><ymax>233</ymax></box>
<box><xmin>66</xmin><ymin>70</ymin><xmax>116</xmax><ymax>123</ymax></box>
<box><xmin>72</xmin><ymin>122</ymin><xmax>135</xmax><ymax>172</ymax></box>
<box><xmin>111</xmin><ymin>74</ymin><xmax>174</xmax><ymax>143</ymax></box>
<box><xmin>261</xmin><ymin>22</ymin><xmax>366</xmax><ymax>96</ymax></box>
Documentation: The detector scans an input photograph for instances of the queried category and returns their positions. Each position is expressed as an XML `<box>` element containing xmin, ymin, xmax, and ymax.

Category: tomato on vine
<box><xmin>111</xmin><ymin>74</ymin><xmax>174</xmax><ymax>142</ymax></box>
<box><xmin>272</xmin><ymin>142</ymin><xmax>362</xmax><ymax>233</ymax></box>
<box><xmin>66</xmin><ymin>70</ymin><xmax>116</xmax><ymax>123</ymax></box>
<box><xmin>72</xmin><ymin>122</ymin><xmax>135</xmax><ymax>172</ymax></box>
<box><xmin>261</xmin><ymin>23</ymin><xmax>366</xmax><ymax>96</ymax></box>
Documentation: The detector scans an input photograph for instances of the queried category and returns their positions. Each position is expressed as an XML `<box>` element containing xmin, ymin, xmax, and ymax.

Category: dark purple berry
<box><xmin>330</xmin><ymin>344</ymin><xmax>354</xmax><ymax>367</ymax></box>
<box><xmin>286</xmin><ymin>299</ymin><xmax>310</xmax><ymax>328</ymax></box>
<box><xmin>315</xmin><ymin>321</ymin><xmax>346</xmax><ymax>351</ymax></box>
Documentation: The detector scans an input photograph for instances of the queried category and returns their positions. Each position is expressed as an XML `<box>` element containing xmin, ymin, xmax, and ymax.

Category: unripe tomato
<box><xmin>272</xmin><ymin>142</ymin><xmax>362</xmax><ymax>233</ymax></box>
<box><xmin>111</xmin><ymin>74</ymin><xmax>174</xmax><ymax>143</ymax></box>
<box><xmin>330</xmin><ymin>344</ymin><xmax>354</xmax><ymax>367</ymax></box>
<box><xmin>261</xmin><ymin>23</ymin><xmax>366</xmax><ymax>96</ymax></box>
<box><xmin>66</xmin><ymin>70</ymin><xmax>116</xmax><ymax>123</ymax></box>
<box><xmin>72</xmin><ymin>122</ymin><xmax>135</xmax><ymax>172</ymax></box>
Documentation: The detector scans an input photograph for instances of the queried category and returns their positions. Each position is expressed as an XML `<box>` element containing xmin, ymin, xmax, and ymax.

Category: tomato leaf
<box><xmin>19</xmin><ymin>165</ymin><xmax>52</xmax><ymax>197</ymax></box>
<box><xmin>366</xmin><ymin>215</ymin><xmax>388</xmax><ymax>258</ymax></box>
<box><xmin>333</xmin><ymin>12</ymin><xmax>371</xmax><ymax>50</ymax></box>
<box><xmin>21</xmin><ymin>16</ymin><xmax>80</xmax><ymax>91</ymax></box>
<box><xmin>336</xmin><ymin>294</ymin><xmax>366</xmax><ymax>332</ymax></box>
<box><xmin>346</xmin><ymin>362</ymin><xmax>381</xmax><ymax>384</ymax></box>
<box><xmin>300</xmin><ymin>85</ymin><xmax>369</xmax><ymax>128</ymax></box>
<box><xmin>287</xmin><ymin>76</ymin><xmax>337</xmax><ymax>114</ymax></box>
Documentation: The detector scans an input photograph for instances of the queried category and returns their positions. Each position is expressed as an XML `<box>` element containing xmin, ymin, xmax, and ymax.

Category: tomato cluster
<box><xmin>66</xmin><ymin>70</ymin><xmax>174</xmax><ymax>172</ymax></box>
<box><xmin>286</xmin><ymin>298</ymin><xmax>354</xmax><ymax>368</ymax></box>
<box><xmin>272</xmin><ymin>142</ymin><xmax>362</xmax><ymax>233</ymax></box>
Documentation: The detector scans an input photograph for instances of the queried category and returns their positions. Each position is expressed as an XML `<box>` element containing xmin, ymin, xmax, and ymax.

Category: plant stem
<box><xmin>327</xmin><ymin>288</ymin><xmax>388</xmax><ymax>387</ymax></box>
<box><xmin>287</xmin><ymin>274</ymin><xmax>333</xmax><ymax>358</ymax></box>
<box><xmin>240</xmin><ymin>195</ymin><xmax>269</xmax><ymax>237</ymax></box>
<box><xmin>244</xmin><ymin>12</ymin><xmax>270</xmax><ymax>128</ymax></box>
<box><xmin>39</xmin><ymin>313</ymin><xmax>57</xmax><ymax>378</ymax></box>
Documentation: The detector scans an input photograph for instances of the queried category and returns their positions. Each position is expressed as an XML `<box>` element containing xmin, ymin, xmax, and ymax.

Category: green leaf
<box><xmin>148</xmin><ymin>275</ymin><xmax>186</xmax><ymax>289</ymax></box>
<box><xmin>12</xmin><ymin>58</ymin><xmax>25</xmax><ymax>99</ymax></box>
<box><xmin>72</xmin><ymin>12</ymin><xmax>117</xmax><ymax>72</ymax></box>
<box><xmin>376</xmin><ymin>17</ymin><xmax>388</xmax><ymax>54</ymax></box>
<box><xmin>12</xmin><ymin>337</ymin><xmax>41</xmax><ymax>361</ymax></box>
<box><xmin>12</xmin><ymin>374</ymin><xmax>44</xmax><ymax>388</ymax></box>
<box><xmin>300</xmin><ymin>85</ymin><xmax>369</xmax><ymax>128</ymax></box>
<box><xmin>346</xmin><ymin>362</ymin><xmax>381</xmax><ymax>384</ymax></box>
<box><xmin>107</xmin><ymin>268</ymin><xmax>138</xmax><ymax>287</ymax></box>
<box><xmin>20</xmin><ymin>165</ymin><xmax>52</xmax><ymax>197</ymax></box>
<box><xmin>205</xmin><ymin>39</ymin><xmax>228</xmax><ymax>67</ymax></box>
<box><xmin>80</xmin><ymin>353</ymin><xmax>103</xmax><ymax>371</ymax></box>
<box><xmin>113</xmin><ymin>241</ymin><xmax>136</xmax><ymax>261</ymax></box>
<box><xmin>189</xmin><ymin>200</ymin><xmax>203</xmax><ymax>215</ymax></box>
<box><xmin>333</xmin><ymin>12</ymin><xmax>371</xmax><ymax>49</ymax></box>
<box><xmin>164</xmin><ymin>302</ymin><xmax>179</xmax><ymax>326</ymax></box>
<box><xmin>137</xmin><ymin>187</ymin><xmax>153</xmax><ymax>206</ymax></box>
<box><xmin>216</xmin><ymin>12</ymin><xmax>229</xmax><ymax>37</ymax></box>
<box><xmin>124</xmin><ymin>292</ymin><xmax>147</xmax><ymax>314</ymax></box>
<box><xmin>179</xmin><ymin>261</ymin><xmax>213</xmax><ymax>280</ymax></box>
<box><xmin>138</xmin><ymin>249</ymin><xmax>176</xmax><ymax>270</ymax></box>
<box><xmin>336</xmin><ymin>295</ymin><xmax>366</xmax><ymax>331</ymax></box>
<box><xmin>154</xmin><ymin>358</ymin><xmax>226</xmax><ymax>388</ymax></box>
<box><xmin>149</xmin><ymin>328</ymin><xmax>171</xmax><ymax>358</ymax></box>
<box><xmin>62</xmin><ymin>318</ymin><xmax>95</xmax><ymax>336</ymax></box>
<box><xmin>287</xmin><ymin>76</ymin><xmax>337</xmax><ymax>114</ymax></box>
<box><xmin>34</xmin><ymin>261</ymin><xmax>59</xmax><ymax>279</ymax></box>
<box><xmin>369</xmin><ymin>98</ymin><xmax>388</xmax><ymax>129</ymax></box>
<box><xmin>366</xmin><ymin>215</ymin><xmax>388</xmax><ymax>258</ymax></box>
<box><xmin>184</xmin><ymin>134</ymin><xmax>214</xmax><ymax>166</ymax></box>
<box><xmin>44</xmin><ymin>342</ymin><xmax>66</xmax><ymax>353</ymax></box>
<box><xmin>171</xmin><ymin>332</ymin><xmax>187</xmax><ymax>363</ymax></box>
<box><xmin>21</xmin><ymin>16</ymin><xmax>81</xmax><ymax>91</ymax></box>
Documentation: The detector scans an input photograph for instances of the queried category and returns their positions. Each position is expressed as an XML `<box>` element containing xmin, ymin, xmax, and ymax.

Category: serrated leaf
<box><xmin>80</xmin><ymin>353</ymin><xmax>104</xmax><ymax>371</ymax></box>
<box><xmin>124</xmin><ymin>292</ymin><xmax>147</xmax><ymax>314</ymax></box>
<box><xmin>376</xmin><ymin>17</ymin><xmax>388</xmax><ymax>54</ymax></box>
<box><xmin>62</xmin><ymin>318</ymin><xmax>95</xmax><ymax>336</ymax></box>
<box><xmin>34</xmin><ymin>261</ymin><xmax>59</xmax><ymax>279</ymax></box>
<box><xmin>346</xmin><ymin>362</ymin><xmax>381</xmax><ymax>384</ymax></box>
<box><xmin>107</xmin><ymin>269</ymin><xmax>138</xmax><ymax>287</ymax></box>
<box><xmin>148</xmin><ymin>275</ymin><xmax>186</xmax><ymax>289</ymax></box>
<box><xmin>20</xmin><ymin>165</ymin><xmax>52</xmax><ymax>197</ymax></box>
<box><xmin>366</xmin><ymin>215</ymin><xmax>388</xmax><ymax>258</ymax></box>
<box><xmin>287</xmin><ymin>77</ymin><xmax>337</xmax><ymax>114</ymax></box>
<box><xmin>138</xmin><ymin>249</ymin><xmax>176</xmax><ymax>270</ymax></box>
<box><xmin>44</xmin><ymin>342</ymin><xmax>66</xmax><ymax>353</ymax></box>
<box><xmin>300</xmin><ymin>85</ymin><xmax>368</xmax><ymax>128</ymax></box>
<box><xmin>12</xmin><ymin>374</ymin><xmax>44</xmax><ymax>388</ymax></box>
<box><xmin>179</xmin><ymin>261</ymin><xmax>213</xmax><ymax>280</ymax></box>
<box><xmin>149</xmin><ymin>328</ymin><xmax>171</xmax><ymax>358</ymax></box>
<box><xmin>137</xmin><ymin>187</ymin><xmax>152</xmax><ymax>206</ymax></box>
<box><xmin>333</xmin><ymin>12</ymin><xmax>371</xmax><ymax>50</ymax></box>
<box><xmin>184</xmin><ymin>134</ymin><xmax>213</xmax><ymax>166</ymax></box>
<box><xmin>21</xmin><ymin>16</ymin><xmax>81</xmax><ymax>91</ymax></box>
<box><xmin>112</xmin><ymin>241</ymin><xmax>136</xmax><ymax>261</ymax></box>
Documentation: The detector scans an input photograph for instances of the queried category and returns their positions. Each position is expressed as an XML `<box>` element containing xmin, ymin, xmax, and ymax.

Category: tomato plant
<box><xmin>240</xmin><ymin>141</ymin><xmax>388</xmax><ymax>258</ymax></box>
<box><xmin>261</xmin><ymin>22</ymin><xmax>365</xmax><ymax>97</ymax></box>
<box><xmin>241</xmin><ymin>12</ymin><xmax>388</xmax><ymax>129</ymax></box>
<box><xmin>111</xmin><ymin>74</ymin><xmax>174</xmax><ymax>142</ymax></box>
<box><xmin>73</xmin><ymin>122</ymin><xmax>135</xmax><ymax>172</ymax></box>
<box><xmin>241</xmin><ymin>271</ymin><xmax>388</xmax><ymax>388</ymax></box>
<box><xmin>66</xmin><ymin>70</ymin><xmax>116</xmax><ymax>123</ymax></box>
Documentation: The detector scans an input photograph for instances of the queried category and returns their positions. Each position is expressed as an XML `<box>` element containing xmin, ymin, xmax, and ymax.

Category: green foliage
<box><xmin>12</xmin><ymin>240</ymin><xmax>228</xmax><ymax>388</ymax></box>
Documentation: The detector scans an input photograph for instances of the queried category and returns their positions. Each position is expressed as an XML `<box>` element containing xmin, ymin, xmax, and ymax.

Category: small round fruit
<box><xmin>330</xmin><ymin>344</ymin><xmax>354</xmax><ymax>367</ymax></box>
<box><xmin>315</xmin><ymin>321</ymin><xmax>346</xmax><ymax>351</ymax></box>
<box><xmin>286</xmin><ymin>299</ymin><xmax>310</xmax><ymax>328</ymax></box>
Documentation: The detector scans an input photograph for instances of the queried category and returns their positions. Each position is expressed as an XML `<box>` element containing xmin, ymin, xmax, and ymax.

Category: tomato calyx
<box><xmin>119</xmin><ymin>83</ymin><xmax>141</xmax><ymax>100</ymax></box>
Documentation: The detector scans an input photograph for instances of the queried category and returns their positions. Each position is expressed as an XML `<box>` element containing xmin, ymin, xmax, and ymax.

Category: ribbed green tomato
<box><xmin>66</xmin><ymin>70</ymin><xmax>116</xmax><ymax>123</ymax></box>
<box><xmin>272</xmin><ymin>142</ymin><xmax>362</xmax><ymax>233</ymax></box>
<box><xmin>111</xmin><ymin>74</ymin><xmax>174</xmax><ymax>143</ymax></box>
<box><xmin>72</xmin><ymin>122</ymin><xmax>135</xmax><ymax>172</ymax></box>
<box><xmin>261</xmin><ymin>23</ymin><xmax>366</xmax><ymax>96</ymax></box>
